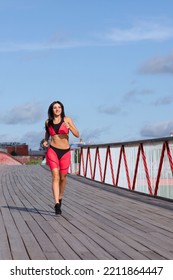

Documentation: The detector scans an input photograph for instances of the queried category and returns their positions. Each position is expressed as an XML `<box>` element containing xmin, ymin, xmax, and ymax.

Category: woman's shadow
<box><xmin>1</xmin><ymin>205</ymin><xmax>55</xmax><ymax>216</ymax></box>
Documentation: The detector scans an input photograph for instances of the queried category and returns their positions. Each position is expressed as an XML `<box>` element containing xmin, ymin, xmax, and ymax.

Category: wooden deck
<box><xmin>0</xmin><ymin>164</ymin><xmax>173</xmax><ymax>260</ymax></box>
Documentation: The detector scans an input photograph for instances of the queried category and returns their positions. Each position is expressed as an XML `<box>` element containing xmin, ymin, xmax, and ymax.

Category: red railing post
<box><xmin>132</xmin><ymin>145</ymin><xmax>140</xmax><ymax>191</ymax></box>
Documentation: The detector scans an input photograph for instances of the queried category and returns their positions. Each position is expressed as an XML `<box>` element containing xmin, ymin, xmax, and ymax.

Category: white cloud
<box><xmin>0</xmin><ymin>133</ymin><xmax>19</xmax><ymax>143</ymax></box>
<box><xmin>154</xmin><ymin>96</ymin><xmax>173</xmax><ymax>106</ymax></box>
<box><xmin>0</xmin><ymin>37</ymin><xmax>81</xmax><ymax>53</ymax></box>
<box><xmin>98</xmin><ymin>104</ymin><xmax>121</xmax><ymax>115</ymax></box>
<box><xmin>0</xmin><ymin>129</ymin><xmax>44</xmax><ymax>150</ymax></box>
<box><xmin>123</xmin><ymin>88</ymin><xmax>154</xmax><ymax>103</ymax></box>
<box><xmin>139</xmin><ymin>51</ymin><xmax>173</xmax><ymax>74</ymax></box>
<box><xmin>0</xmin><ymin>102</ymin><xmax>43</xmax><ymax>124</ymax></box>
<box><xmin>80</xmin><ymin>127</ymin><xmax>108</xmax><ymax>144</ymax></box>
<box><xmin>20</xmin><ymin>130</ymin><xmax>44</xmax><ymax>150</ymax></box>
<box><xmin>140</xmin><ymin>121</ymin><xmax>173</xmax><ymax>138</ymax></box>
<box><xmin>1</xmin><ymin>20</ymin><xmax>173</xmax><ymax>53</ymax></box>
<box><xmin>104</xmin><ymin>21</ymin><xmax>173</xmax><ymax>43</ymax></box>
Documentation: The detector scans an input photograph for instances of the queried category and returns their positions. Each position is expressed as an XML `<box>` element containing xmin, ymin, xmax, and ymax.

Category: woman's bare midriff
<box><xmin>50</xmin><ymin>134</ymin><xmax>70</xmax><ymax>149</ymax></box>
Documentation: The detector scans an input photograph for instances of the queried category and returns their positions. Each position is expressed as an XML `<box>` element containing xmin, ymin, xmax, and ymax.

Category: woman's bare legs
<box><xmin>51</xmin><ymin>169</ymin><xmax>67</xmax><ymax>214</ymax></box>
<box><xmin>51</xmin><ymin>170</ymin><xmax>67</xmax><ymax>201</ymax></box>
<box><xmin>59</xmin><ymin>173</ymin><xmax>67</xmax><ymax>200</ymax></box>
<box><xmin>51</xmin><ymin>168</ymin><xmax>60</xmax><ymax>204</ymax></box>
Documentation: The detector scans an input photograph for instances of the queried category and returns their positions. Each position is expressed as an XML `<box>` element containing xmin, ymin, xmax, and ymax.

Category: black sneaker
<box><xmin>54</xmin><ymin>203</ymin><xmax>62</xmax><ymax>215</ymax></box>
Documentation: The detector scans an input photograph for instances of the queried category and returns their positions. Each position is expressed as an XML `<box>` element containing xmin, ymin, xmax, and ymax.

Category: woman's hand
<box><xmin>63</xmin><ymin>121</ymin><xmax>70</xmax><ymax>129</ymax></box>
<box><xmin>64</xmin><ymin>117</ymin><xmax>79</xmax><ymax>138</ymax></box>
<box><xmin>42</xmin><ymin>140</ymin><xmax>49</xmax><ymax>148</ymax></box>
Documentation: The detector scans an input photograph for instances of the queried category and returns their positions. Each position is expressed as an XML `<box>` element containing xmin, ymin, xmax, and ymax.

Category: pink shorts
<box><xmin>46</xmin><ymin>145</ymin><xmax>71</xmax><ymax>174</ymax></box>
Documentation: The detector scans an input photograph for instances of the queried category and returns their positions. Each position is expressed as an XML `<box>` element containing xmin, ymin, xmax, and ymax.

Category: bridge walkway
<box><xmin>0</xmin><ymin>165</ymin><xmax>173</xmax><ymax>260</ymax></box>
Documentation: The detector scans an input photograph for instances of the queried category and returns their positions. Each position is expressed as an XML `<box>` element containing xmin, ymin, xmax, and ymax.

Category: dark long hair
<box><xmin>47</xmin><ymin>101</ymin><xmax>65</xmax><ymax>124</ymax></box>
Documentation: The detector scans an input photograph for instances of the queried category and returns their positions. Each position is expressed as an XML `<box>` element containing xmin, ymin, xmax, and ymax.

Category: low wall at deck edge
<box><xmin>0</xmin><ymin>151</ymin><xmax>22</xmax><ymax>165</ymax></box>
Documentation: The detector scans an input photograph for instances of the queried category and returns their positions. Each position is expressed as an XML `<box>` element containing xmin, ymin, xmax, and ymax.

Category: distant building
<box><xmin>0</xmin><ymin>142</ymin><xmax>28</xmax><ymax>156</ymax></box>
<box><xmin>28</xmin><ymin>150</ymin><xmax>45</xmax><ymax>161</ymax></box>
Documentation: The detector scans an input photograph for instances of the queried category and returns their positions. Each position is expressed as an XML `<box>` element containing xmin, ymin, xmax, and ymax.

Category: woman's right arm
<box><xmin>42</xmin><ymin>120</ymin><xmax>50</xmax><ymax>148</ymax></box>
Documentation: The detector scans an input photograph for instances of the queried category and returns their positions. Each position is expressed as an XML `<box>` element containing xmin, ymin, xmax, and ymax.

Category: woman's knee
<box><xmin>52</xmin><ymin>169</ymin><xmax>60</xmax><ymax>181</ymax></box>
<box><xmin>60</xmin><ymin>173</ymin><xmax>67</xmax><ymax>182</ymax></box>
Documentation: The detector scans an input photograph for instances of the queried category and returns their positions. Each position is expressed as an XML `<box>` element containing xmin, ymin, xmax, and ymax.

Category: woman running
<box><xmin>42</xmin><ymin>101</ymin><xmax>79</xmax><ymax>215</ymax></box>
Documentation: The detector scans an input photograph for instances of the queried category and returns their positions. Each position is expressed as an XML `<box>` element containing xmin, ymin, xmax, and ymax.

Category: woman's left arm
<box><xmin>65</xmin><ymin>117</ymin><xmax>80</xmax><ymax>138</ymax></box>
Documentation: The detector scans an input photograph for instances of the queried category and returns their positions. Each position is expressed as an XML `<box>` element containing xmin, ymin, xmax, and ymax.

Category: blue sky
<box><xmin>0</xmin><ymin>0</ymin><xmax>173</xmax><ymax>150</ymax></box>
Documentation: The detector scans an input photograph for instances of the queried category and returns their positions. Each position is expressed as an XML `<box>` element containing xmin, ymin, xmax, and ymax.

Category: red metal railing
<box><xmin>78</xmin><ymin>137</ymin><xmax>173</xmax><ymax>200</ymax></box>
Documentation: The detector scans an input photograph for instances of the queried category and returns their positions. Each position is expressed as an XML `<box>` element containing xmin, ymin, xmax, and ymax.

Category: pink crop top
<box><xmin>47</xmin><ymin>118</ymin><xmax>69</xmax><ymax>136</ymax></box>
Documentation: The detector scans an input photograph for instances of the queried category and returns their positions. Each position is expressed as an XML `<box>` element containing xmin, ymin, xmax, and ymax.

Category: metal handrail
<box><xmin>74</xmin><ymin>137</ymin><xmax>173</xmax><ymax>200</ymax></box>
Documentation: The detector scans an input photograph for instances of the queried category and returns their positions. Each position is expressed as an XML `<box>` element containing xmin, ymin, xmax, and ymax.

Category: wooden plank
<box><xmin>0</xmin><ymin>171</ymin><xmax>29</xmax><ymax>260</ymax></box>
<box><xmin>50</xmin><ymin>217</ymin><xmax>109</xmax><ymax>260</ymax></box>
<box><xmin>0</xmin><ymin>169</ymin><xmax>12</xmax><ymax>259</ymax></box>
<box><xmin>0</xmin><ymin>212</ymin><xmax>12</xmax><ymax>259</ymax></box>
<box><xmin>3</xmin><ymin>171</ymin><xmax>47</xmax><ymax>260</ymax></box>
